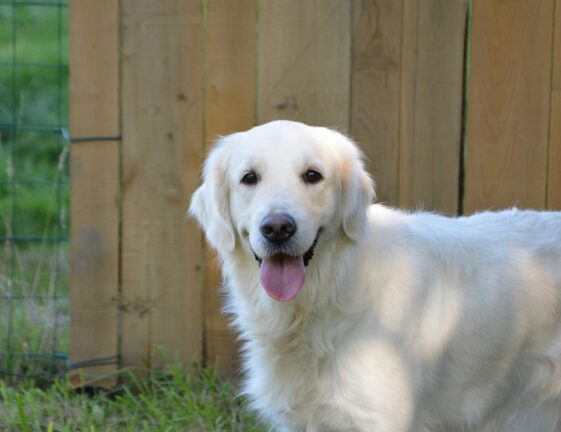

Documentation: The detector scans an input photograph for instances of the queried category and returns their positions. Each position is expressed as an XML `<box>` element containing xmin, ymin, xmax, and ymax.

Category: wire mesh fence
<box><xmin>0</xmin><ymin>0</ymin><xmax>69</xmax><ymax>384</ymax></box>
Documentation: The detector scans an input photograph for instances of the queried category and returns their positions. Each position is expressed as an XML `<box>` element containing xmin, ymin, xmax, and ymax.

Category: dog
<box><xmin>189</xmin><ymin>120</ymin><xmax>561</xmax><ymax>432</ymax></box>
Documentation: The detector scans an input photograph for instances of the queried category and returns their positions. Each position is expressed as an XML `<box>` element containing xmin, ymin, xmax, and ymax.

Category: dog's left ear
<box><xmin>339</xmin><ymin>136</ymin><xmax>375</xmax><ymax>242</ymax></box>
<box><xmin>189</xmin><ymin>138</ymin><xmax>235</xmax><ymax>253</ymax></box>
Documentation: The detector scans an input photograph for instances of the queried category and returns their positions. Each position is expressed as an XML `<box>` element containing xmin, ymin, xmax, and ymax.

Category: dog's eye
<box><xmin>241</xmin><ymin>170</ymin><xmax>259</xmax><ymax>186</ymax></box>
<box><xmin>303</xmin><ymin>169</ymin><xmax>323</xmax><ymax>184</ymax></box>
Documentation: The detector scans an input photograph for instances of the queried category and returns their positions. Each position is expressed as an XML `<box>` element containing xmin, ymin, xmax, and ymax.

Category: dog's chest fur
<box><xmin>225</xmin><ymin>245</ymin><xmax>373</xmax><ymax>430</ymax></box>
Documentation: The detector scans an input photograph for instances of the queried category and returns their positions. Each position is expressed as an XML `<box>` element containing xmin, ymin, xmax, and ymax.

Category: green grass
<box><xmin>0</xmin><ymin>364</ymin><xmax>264</xmax><ymax>432</ymax></box>
<box><xmin>1</xmin><ymin>243</ymin><xmax>69</xmax><ymax>383</ymax></box>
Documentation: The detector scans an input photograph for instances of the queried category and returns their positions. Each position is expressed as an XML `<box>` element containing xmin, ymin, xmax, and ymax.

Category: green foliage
<box><xmin>0</xmin><ymin>4</ymin><xmax>69</xmax><ymax>239</ymax></box>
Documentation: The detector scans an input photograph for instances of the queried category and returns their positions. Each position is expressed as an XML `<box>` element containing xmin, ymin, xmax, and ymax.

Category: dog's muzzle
<box><xmin>253</xmin><ymin>228</ymin><xmax>322</xmax><ymax>267</ymax></box>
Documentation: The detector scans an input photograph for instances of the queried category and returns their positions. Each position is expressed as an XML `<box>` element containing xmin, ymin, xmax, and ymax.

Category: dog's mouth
<box><xmin>252</xmin><ymin>229</ymin><xmax>322</xmax><ymax>302</ymax></box>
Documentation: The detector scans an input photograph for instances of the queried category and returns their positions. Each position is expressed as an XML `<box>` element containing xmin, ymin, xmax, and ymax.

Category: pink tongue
<box><xmin>259</xmin><ymin>255</ymin><xmax>306</xmax><ymax>302</ymax></box>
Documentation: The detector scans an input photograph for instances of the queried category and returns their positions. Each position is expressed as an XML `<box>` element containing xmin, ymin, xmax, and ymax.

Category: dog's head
<box><xmin>189</xmin><ymin>120</ymin><xmax>374</xmax><ymax>301</ymax></box>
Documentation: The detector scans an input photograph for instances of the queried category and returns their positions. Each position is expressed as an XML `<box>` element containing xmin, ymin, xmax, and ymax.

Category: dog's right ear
<box><xmin>189</xmin><ymin>139</ymin><xmax>235</xmax><ymax>253</ymax></box>
<box><xmin>337</xmin><ymin>134</ymin><xmax>375</xmax><ymax>242</ymax></box>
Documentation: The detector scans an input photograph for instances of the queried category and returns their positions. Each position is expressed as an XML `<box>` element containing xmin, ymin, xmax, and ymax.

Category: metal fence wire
<box><xmin>0</xmin><ymin>0</ymin><xmax>69</xmax><ymax>384</ymax></box>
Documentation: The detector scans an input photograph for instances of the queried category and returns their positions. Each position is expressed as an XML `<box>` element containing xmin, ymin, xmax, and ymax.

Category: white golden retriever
<box><xmin>189</xmin><ymin>120</ymin><xmax>561</xmax><ymax>432</ymax></box>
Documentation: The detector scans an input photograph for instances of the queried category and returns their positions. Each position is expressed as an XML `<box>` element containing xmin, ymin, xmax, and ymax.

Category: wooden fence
<box><xmin>69</xmin><ymin>0</ymin><xmax>561</xmax><ymax>382</ymax></box>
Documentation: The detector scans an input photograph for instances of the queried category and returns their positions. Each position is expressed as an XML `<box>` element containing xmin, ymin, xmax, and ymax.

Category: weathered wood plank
<box><xmin>465</xmin><ymin>0</ymin><xmax>554</xmax><ymax>212</ymax></box>
<box><xmin>351</xmin><ymin>0</ymin><xmax>402</xmax><ymax>206</ymax></box>
<box><xmin>120</xmin><ymin>0</ymin><xmax>205</xmax><ymax>369</ymax></box>
<box><xmin>70</xmin><ymin>141</ymin><xmax>119</xmax><ymax>387</ymax></box>
<box><xmin>69</xmin><ymin>0</ymin><xmax>119</xmax><ymax>138</ymax></box>
<box><xmin>204</xmin><ymin>0</ymin><xmax>256</xmax><ymax>375</ymax></box>
<box><xmin>69</xmin><ymin>0</ymin><xmax>119</xmax><ymax>387</ymax></box>
<box><xmin>257</xmin><ymin>0</ymin><xmax>351</xmax><ymax>131</ymax></box>
<box><xmin>399</xmin><ymin>0</ymin><xmax>468</xmax><ymax>214</ymax></box>
<box><xmin>547</xmin><ymin>0</ymin><xmax>561</xmax><ymax>210</ymax></box>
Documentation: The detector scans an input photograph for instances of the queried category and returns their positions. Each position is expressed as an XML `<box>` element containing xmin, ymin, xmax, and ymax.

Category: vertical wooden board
<box><xmin>548</xmin><ymin>0</ymin><xmax>561</xmax><ymax>210</ymax></box>
<box><xmin>69</xmin><ymin>0</ymin><xmax>119</xmax><ymax>387</ymax></box>
<box><xmin>70</xmin><ymin>142</ymin><xmax>119</xmax><ymax>387</ymax></box>
<box><xmin>120</xmin><ymin>0</ymin><xmax>205</xmax><ymax>369</ymax></box>
<box><xmin>399</xmin><ymin>0</ymin><xmax>418</xmax><ymax>209</ymax></box>
<box><xmin>257</xmin><ymin>0</ymin><xmax>351</xmax><ymax>131</ymax></box>
<box><xmin>350</xmin><ymin>0</ymin><xmax>403</xmax><ymax>206</ymax></box>
<box><xmin>399</xmin><ymin>0</ymin><xmax>468</xmax><ymax>214</ymax></box>
<box><xmin>465</xmin><ymin>0</ymin><xmax>554</xmax><ymax>212</ymax></box>
<box><xmin>69</xmin><ymin>0</ymin><xmax>119</xmax><ymax>138</ymax></box>
<box><xmin>204</xmin><ymin>0</ymin><xmax>256</xmax><ymax>375</ymax></box>
<box><xmin>207</xmin><ymin>0</ymin><xmax>256</xmax><ymax>138</ymax></box>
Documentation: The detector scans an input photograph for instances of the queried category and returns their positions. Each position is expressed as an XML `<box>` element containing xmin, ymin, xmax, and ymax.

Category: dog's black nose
<box><xmin>260</xmin><ymin>213</ymin><xmax>297</xmax><ymax>244</ymax></box>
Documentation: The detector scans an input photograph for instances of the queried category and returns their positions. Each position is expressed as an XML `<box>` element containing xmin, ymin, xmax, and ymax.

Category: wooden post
<box><xmin>69</xmin><ymin>0</ymin><xmax>120</xmax><ymax>387</ymax></box>
<box><xmin>120</xmin><ymin>0</ymin><xmax>205</xmax><ymax>371</ymax></box>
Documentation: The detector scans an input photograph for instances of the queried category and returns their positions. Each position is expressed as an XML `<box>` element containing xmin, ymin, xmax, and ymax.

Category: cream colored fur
<box><xmin>189</xmin><ymin>120</ymin><xmax>561</xmax><ymax>432</ymax></box>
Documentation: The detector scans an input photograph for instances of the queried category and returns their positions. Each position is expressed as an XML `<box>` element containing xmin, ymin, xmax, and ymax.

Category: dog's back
<box><xmin>364</xmin><ymin>206</ymin><xmax>561</xmax><ymax>431</ymax></box>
